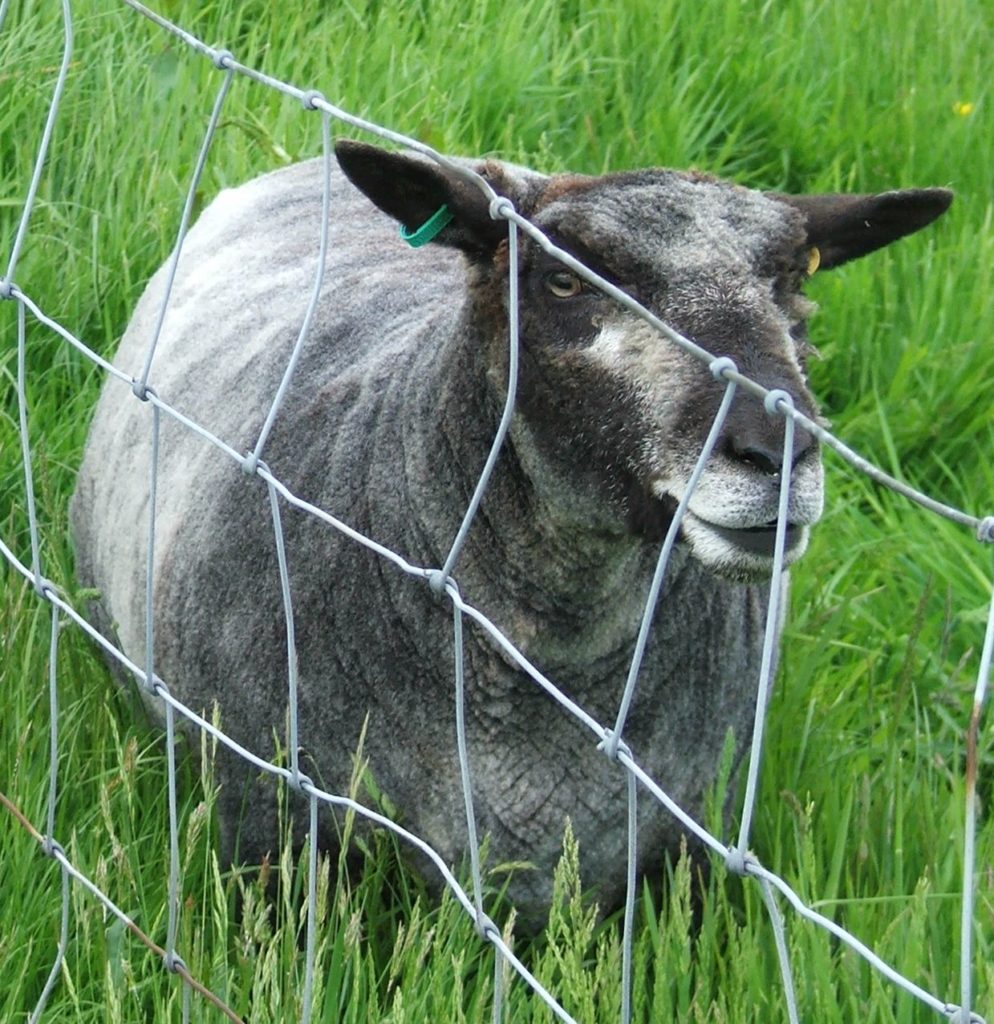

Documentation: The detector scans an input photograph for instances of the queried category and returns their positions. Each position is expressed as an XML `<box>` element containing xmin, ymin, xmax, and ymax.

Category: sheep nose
<box><xmin>724</xmin><ymin>415</ymin><xmax>815</xmax><ymax>476</ymax></box>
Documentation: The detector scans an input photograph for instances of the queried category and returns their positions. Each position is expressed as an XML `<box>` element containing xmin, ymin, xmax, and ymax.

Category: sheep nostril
<box><xmin>735</xmin><ymin>444</ymin><xmax>782</xmax><ymax>476</ymax></box>
<box><xmin>727</xmin><ymin>424</ymin><xmax>814</xmax><ymax>476</ymax></box>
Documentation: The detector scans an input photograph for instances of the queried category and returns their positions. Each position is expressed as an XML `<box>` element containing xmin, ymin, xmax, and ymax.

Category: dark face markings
<box><xmin>485</xmin><ymin>176</ymin><xmax>824</xmax><ymax>553</ymax></box>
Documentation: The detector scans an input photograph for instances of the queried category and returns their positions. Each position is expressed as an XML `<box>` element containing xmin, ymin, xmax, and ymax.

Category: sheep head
<box><xmin>336</xmin><ymin>140</ymin><xmax>951</xmax><ymax>580</ymax></box>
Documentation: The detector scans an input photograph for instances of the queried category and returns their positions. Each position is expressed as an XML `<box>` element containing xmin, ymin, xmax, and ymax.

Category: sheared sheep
<box><xmin>71</xmin><ymin>140</ymin><xmax>951</xmax><ymax>924</ymax></box>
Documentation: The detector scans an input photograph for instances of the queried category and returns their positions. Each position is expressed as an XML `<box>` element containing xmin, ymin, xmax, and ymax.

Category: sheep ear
<box><xmin>775</xmin><ymin>188</ymin><xmax>953</xmax><ymax>269</ymax></box>
<box><xmin>335</xmin><ymin>140</ymin><xmax>507</xmax><ymax>256</ymax></box>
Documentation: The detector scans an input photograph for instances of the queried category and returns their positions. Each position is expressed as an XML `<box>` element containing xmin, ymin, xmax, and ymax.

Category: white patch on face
<box><xmin>588</xmin><ymin>321</ymin><xmax>645</xmax><ymax>366</ymax></box>
<box><xmin>587</xmin><ymin>319</ymin><xmax>693</xmax><ymax>413</ymax></box>
<box><xmin>585</xmin><ymin>318</ymin><xmax>825</xmax><ymax>580</ymax></box>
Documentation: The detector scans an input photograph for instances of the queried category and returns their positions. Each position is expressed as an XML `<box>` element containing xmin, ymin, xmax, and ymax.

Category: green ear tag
<box><xmin>400</xmin><ymin>204</ymin><xmax>454</xmax><ymax>248</ymax></box>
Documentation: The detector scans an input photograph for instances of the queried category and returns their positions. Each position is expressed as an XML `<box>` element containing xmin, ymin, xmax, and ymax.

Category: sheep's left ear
<box><xmin>774</xmin><ymin>188</ymin><xmax>953</xmax><ymax>269</ymax></box>
<box><xmin>335</xmin><ymin>140</ymin><xmax>508</xmax><ymax>257</ymax></box>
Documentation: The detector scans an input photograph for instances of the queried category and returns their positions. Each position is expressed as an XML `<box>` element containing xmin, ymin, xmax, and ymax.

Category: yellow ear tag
<box><xmin>807</xmin><ymin>247</ymin><xmax>821</xmax><ymax>275</ymax></box>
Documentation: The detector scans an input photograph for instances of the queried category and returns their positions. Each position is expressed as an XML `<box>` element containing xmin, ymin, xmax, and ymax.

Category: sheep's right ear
<box><xmin>335</xmin><ymin>140</ymin><xmax>507</xmax><ymax>257</ymax></box>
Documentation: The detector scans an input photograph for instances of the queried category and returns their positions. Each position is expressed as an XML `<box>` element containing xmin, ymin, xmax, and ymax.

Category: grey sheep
<box><xmin>71</xmin><ymin>140</ymin><xmax>951</xmax><ymax>926</ymax></box>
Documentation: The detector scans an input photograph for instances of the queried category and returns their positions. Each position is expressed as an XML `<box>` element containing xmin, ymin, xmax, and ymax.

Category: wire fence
<box><xmin>2</xmin><ymin>2</ymin><xmax>993</xmax><ymax>1022</ymax></box>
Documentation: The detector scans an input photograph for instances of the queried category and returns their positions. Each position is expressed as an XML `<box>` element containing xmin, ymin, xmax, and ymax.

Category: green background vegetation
<box><xmin>2</xmin><ymin>0</ymin><xmax>992</xmax><ymax>1020</ymax></box>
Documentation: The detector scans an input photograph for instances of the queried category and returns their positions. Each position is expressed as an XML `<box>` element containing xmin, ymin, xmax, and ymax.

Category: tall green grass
<box><xmin>2</xmin><ymin>0</ymin><xmax>992</xmax><ymax>1020</ymax></box>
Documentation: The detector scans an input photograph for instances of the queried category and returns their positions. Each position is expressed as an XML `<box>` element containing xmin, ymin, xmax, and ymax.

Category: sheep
<box><xmin>71</xmin><ymin>140</ymin><xmax>951</xmax><ymax>926</ymax></box>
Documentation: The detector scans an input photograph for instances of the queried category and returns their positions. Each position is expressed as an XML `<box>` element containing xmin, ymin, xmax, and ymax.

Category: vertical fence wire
<box><xmin>27</xmin><ymin>864</ymin><xmax>70</xmax><ymax>1024</ymax></box>
<box><xmin>133</xmin><ymin>61</ymin><xmax>234</xmax><ymax>398</ymax></box>
<box><xmin>266</xmin><ymin>477</ymin><xmax>303</xmax><ymax>781</ymax></box>
<box><xmin>734</xmin><ymin>392</ymin><xmax>796</xmax><ymax>859</ymax></box>
<box><xmin>492</xmin><ymin>944</ymin><xmax>505</xmax><ymax>1024</ymax></box>
<box><xmin>605</xmin><ymin>358</ymin><xmax>739</xmax><ymax>760</ymax></box>
<box><xmin>28</xmin><ymin>604</ymin><xmax>67</xmax><ymax>1024</ymax></box>
<box><xmin>15</xmin><ymin>301</ymin><xmax>43</xmax><ymax>585</ymax></box>
<box><xmin>958</xmin><ymin>572</ymin><xmax>994</xmax><ymax>1023</ymax></box>
<box><xmin>2</xmin><ymin>3</ymin><xmax>993</xmax><ymax>1023</ymax></box>
<box><xmin>264</xmin><ymin>472</ymin><xmax>321</xmax><ymax>1023</ymax></box>
<box><xmin>302</xmin><ymin>793</ymin><xmax>320</xmax><ymax>1024</ymax></box>
<box><xmin>453</xmin><ymin>596</ymin><xmax>487</xmax><ymax>924</ymax></box>
<box><xmin>147</xmin><ymin>402</ymin><xmax>180</xmax><ymax>973</ymax></box>
<box><xmin>140</xmin><ymin>394</ymin><xmax>191</xmax><ymax>1006</ymax></box>
<box><xmin>437</xmin><ymin>211</ymin><xmax>520</xmax><ymax>587</ymax></box>
<box><xmin>620</xmin><ymin>771</ymin><xmax>637</xmax><ymax>1024</ymax></box>
<box><xmin>2</xmin><ymin>0</ymin><xmax>72</xmax><ymax>293</ymax></box>
<box><xmin>6</xmin><ymin>16</ymin><xmax>75</xmax><ymax>1003</ymax></box>
<box><xmin>245</xmin><ymin>106</ymin><xmax>333</xmax><ymax>474</ymax></box>
<box><xmin>759</xmin><ymin>879</ymin><xmax>800</xmax><ymax>1024</ymax></box>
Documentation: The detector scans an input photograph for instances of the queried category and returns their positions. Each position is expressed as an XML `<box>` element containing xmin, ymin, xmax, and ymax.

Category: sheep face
<box><xmin>336</xmin><ymin>142</ymin><xmax>952</xmax><ymax>580</ymax></box>
<box><xmin>496</xmin><ymin>173</ymin><xmax>823</xmax><ymax>581</ymax></box>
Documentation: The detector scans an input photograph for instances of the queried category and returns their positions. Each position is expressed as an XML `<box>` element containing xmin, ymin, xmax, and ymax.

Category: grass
<box><xmin>2</xmin><ymin>0</ymin><xmax>993</xmax><ymax>1019</ymax></box>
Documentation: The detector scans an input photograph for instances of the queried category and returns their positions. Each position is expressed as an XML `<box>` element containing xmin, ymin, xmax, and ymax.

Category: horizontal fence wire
<box><xmin>2</xmin><ymin>2</ymin><xmax>993</xmax><ymax>1022</ymax></box>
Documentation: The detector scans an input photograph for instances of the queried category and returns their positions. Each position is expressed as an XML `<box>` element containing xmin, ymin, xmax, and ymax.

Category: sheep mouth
<box><xmin>703</xmin><ymin>520</ymin><xmax>804</xmax><ymax>559</ymax></box>
<box><xmin>679</xmin><ymin>511</ymin><xmax>812</xmax><ymax>578</ymax></box>
<box><xmin>634</xmin><ymin>484</ymin><xmax>812</xmax><ymax>568</ymax></box>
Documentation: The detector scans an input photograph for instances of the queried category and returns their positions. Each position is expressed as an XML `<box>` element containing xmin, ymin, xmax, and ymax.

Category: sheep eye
<box><xmin>806</xmin><ymin>247</ymin><xmax>821</xmax><ymax>276</ymax></box>
<box><xmin>544</xmin><ymin>269</ymin><xmax>584</xmax><ymax>298</ymax></box>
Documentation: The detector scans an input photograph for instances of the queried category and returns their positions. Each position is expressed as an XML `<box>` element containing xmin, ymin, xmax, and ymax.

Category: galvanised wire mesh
<box><xmin>2</xmin><ymin>2</ymin><xmax>992</xmax><ymax>1021</ymax></box>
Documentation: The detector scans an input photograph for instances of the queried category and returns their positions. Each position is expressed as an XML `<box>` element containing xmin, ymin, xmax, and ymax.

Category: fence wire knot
<box><xmin>300</xmin><ymin>89</ymin><xmax>325</xmax><ymax>110</ymax></box>
<box><xmin>428</xmin><ymin>568</ymin><xmax>455</xmax><ymax>597</ymax></box>
<box><xmin>0</xmin><ymin>278</ymin><xmax>14</xmax><ymax>300</ymax></box>
<box><xmin>945</xmin><ymin>1005</ymin><xmax>987</xmax><ymax>1024</ymax></box>
<box><xmin>764</xmin><ymin>388</ymin><xmax>794</xmax><ymax>417</ymax></box>
<box><xmin>131</xmin><ymin>378</ymin><xmax>156</xmax><ymax>402</ymax></box>
<box><xmin>976</xmin><ymin>516</ymin><xmax>994</xmax><ymax>544</ymax></box>
<box><xmin>709</xmin><ymin>355</ymin><xmax>738</xmax><ymax>381</ymax></box>
<box><xmin>163</xmin><ymin>950</ymin><xmax>188</xmax><ymax>975</ymax></box>
<box><xmin>211</xmin><ymin>48</ymin><xmax>234</xmax><ymax>70</ymax></box>
<box><xmin>597</xmin><ymin>731</ymin><xmax>632</xmax><ymax>763</ymax></box>
<box><xmin>41</xmin><ymin>835</ymin><xmax>66</xmax><ymax>860</ymax></box>
<box><xmin>288</xmin><ymin>770</ymin><xmax>315</xmax><ymax>795</ymax></box>
<box><xmin>724</xmin><ymin>847</ymin><xmax>754</xmax><ymax>877</ymax></box>
<box><xmin>141</xmin><ymin>671</ymin><xmax>167</xmax><ymax>699</ymax></box>
<box><xmin>488</xmin><ymin>196</ymin><xmax>515</xmax><ymax>222</ymax></box>
<box><xmin>475</xmin><ymin>911</ymin><xmax>500</xmax><ymax>943</ymax></box>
